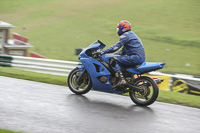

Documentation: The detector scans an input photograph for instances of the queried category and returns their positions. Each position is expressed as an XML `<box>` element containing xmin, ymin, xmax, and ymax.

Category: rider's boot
<box><xmin>113</xmin><ymin>71</ymin><xmax>126</xmax><ymax>90</ymax></box>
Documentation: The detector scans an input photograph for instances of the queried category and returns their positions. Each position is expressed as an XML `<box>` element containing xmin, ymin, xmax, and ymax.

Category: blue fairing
<box><xmin>126</xmin><ymin>62</ymin><xmax>166</xmax><ymax>74</ymax></box>
<box><xmin>80</xmin><ymin>57</ymin><xmax>122</xmax><ymax>94</ymax></box>
<box><xmin>87</xmin><ymin>40</ymin><xmax>106</xmax><ymax>49</ymax></box>
<box><xmin>79</xmin><ymin>40</ymin><xmax>106</xmax><ymax>59</ymax></box>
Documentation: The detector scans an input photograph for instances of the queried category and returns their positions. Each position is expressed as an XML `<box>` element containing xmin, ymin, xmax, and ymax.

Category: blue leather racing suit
<box><xmin>104</xmin><ymin>30</ymin><xmax>145</xmax><ymax>71</ymax></box>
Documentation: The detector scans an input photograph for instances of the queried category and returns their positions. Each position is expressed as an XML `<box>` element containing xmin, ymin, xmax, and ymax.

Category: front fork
<box><xmin>76</xmin><ymin>69</ymin><xmax>87</xmax><ymax>86</ymax></box>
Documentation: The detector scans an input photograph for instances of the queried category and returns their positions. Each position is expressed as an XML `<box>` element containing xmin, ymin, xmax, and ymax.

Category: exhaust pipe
<box><xmin>154</xmin><ymin>78</ymin><xmax>164</xmax><ymax>84</ymax></box>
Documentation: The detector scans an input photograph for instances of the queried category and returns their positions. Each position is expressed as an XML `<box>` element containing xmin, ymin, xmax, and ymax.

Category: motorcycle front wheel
<box><xmin>129</xmin><ymin>76</ymin><xmax>159</xmax><ymax>106</ymax></box>
<box><xmin>67</xmin><ymin>68</ymin><xmax>92</xmax><ymax>95</ymax></box>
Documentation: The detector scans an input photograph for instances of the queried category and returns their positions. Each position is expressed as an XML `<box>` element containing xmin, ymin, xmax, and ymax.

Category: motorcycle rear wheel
<box><xmin>67</xmin><ymin>68</ymin><xmax>92</xmax><ymax>95</ymax></box>
<box><xmin>129</xmin><ymin>76</ymin><xmax>159</xmax><ymax>106</ymax></box>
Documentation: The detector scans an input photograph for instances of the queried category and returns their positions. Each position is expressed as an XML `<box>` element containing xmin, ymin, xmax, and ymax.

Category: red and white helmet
<box><xmin>117</xmin><ymin>20</ymin><xmax>131</xmax><ymax>36</ymax></box>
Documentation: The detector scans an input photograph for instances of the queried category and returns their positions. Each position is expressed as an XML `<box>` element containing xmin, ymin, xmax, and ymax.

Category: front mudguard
<box><xmin>77</xmin><ymin>65</ymin><xmax>85</xmax><ymax>71</ymax></box>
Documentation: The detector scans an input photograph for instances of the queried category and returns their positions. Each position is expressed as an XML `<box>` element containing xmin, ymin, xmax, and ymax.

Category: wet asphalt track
<box><xmin>0</xmin><ymin>76</ymin><xmax>200</xmax><ymax>133</ymax></box>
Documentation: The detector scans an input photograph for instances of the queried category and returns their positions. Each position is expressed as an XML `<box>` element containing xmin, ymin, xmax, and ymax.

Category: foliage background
<box><xmin>0</xmin><ymin>0</ymin><xmax>200</xmax><ymax>75</ymax></box>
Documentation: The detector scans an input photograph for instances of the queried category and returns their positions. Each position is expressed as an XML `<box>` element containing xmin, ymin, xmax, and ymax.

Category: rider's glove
<box><xmin>114</xmin><ymin>50</ymin><xmax>122</xmax><ymax>55</ymax></box>
<box><xmin>94</xmin><ymin>50</ymin><xmax>104</xmax><ymax>56</ymax></box>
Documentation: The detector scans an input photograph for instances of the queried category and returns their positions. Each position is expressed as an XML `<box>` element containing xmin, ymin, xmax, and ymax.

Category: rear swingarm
<box><xmin>125</xmin><ymin>78</ymin><xmax>164</xmax><ymax>92</ymax></box>
<box><xmin>125</xmin><ymin>83</ymin><xmax>144</xmax><ymax>93</ymax></box>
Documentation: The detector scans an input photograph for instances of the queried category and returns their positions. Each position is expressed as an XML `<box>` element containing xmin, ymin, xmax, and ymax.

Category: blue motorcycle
<box><xmin>68</xmin><ymin>40</ymin><xmax>165</xmax><ymax>106</ymax></box>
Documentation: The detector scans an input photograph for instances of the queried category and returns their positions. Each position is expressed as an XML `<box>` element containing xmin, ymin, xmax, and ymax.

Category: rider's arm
<box><xmin>104</xmin><ymin>33</ymin><xmax>130</xmax><ymax>54</ymax></box>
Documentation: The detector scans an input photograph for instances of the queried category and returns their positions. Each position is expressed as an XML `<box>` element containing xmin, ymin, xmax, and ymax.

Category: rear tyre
<box><xmin>67</xmin><ymin>68</ymin><xmax>92</xmax><ymax>95</ymax></box>
<box><xmin>129</xmin><ymin>76</ymin><xmax>159</xmax><ymax>106</ymax></box>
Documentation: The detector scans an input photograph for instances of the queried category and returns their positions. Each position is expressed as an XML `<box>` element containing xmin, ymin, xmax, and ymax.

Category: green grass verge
<box><xmin>0</xmin><ymin>129</ymin><xmax>23</xmax><ymax>133</ymax></box>
<box><xmin>0</xmin><ymin>67</ymin><xmax>67</xmax><ymax>86</ymax></box>
<box><xmin>0</xmin><ymin>67</ymin><xmax>200</xmax><ymax>108</ymax></box>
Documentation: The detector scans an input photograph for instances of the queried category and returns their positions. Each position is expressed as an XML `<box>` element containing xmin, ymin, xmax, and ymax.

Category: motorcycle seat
<box><xmin>121</xmin><ymin>64</ymin><xmax>141</xmax><ymax>69</ymax></box>
<box><xmin>125</xmin><ymin>62</ymin><xmax>165</xmax><ymax>74</ymax></box>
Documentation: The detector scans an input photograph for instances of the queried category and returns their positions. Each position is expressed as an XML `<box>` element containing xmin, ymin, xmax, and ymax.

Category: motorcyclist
<box><xmin>103</xmin><ymin>20</ymin><xmax>145</xmax><ymax>89</ymax></box>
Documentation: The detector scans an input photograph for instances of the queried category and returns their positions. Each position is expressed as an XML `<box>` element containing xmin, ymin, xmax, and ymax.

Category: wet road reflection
<box><xmin>0</xmin><ymin>76</ymin><xmax>199</xmax><ymax>133</ymax></box>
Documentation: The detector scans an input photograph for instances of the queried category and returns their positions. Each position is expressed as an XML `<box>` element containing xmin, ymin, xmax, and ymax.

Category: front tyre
<box><xmin>129</xmin><ymin>76</ymin><xmax>159</xmax><ymax>106</ymax></box>
<box><xmin>67</xmin><ymin>68</ymin><xmax>92</xmax><ymax>95</ymax></box>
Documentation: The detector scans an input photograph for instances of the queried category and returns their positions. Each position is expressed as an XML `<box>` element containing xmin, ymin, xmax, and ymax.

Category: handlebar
<box><xmin>92</xmin><ymin>49</ymin><xmax>104</xmax><ymax>58</ymax></box>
